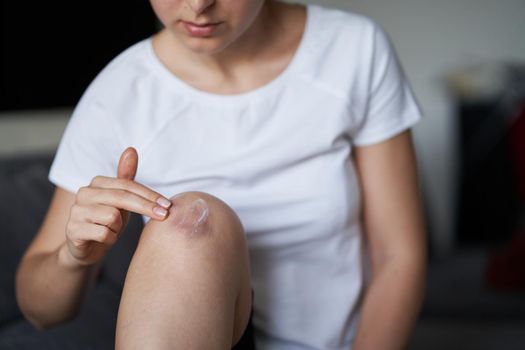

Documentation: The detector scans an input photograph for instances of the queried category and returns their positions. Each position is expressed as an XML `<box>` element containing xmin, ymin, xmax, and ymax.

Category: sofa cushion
<box><xmin>0</xmin><ymin>153</ymin><xmax>55</xmax><ymax>326</ymax></box>
<box><xmin>0</xmin><ymin>152</ymin><xmax>143</xmax><ymax>327</ymax></box>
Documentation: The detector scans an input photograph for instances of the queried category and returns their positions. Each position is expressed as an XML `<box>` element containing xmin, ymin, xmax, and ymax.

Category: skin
<box><xmin>15</xmin><ymin>147</ymin><xmax>174</xmax><ymax>328</ymax></box>
<box><xmin>150</xmin><ymin>0</ymin><xmax>306</xmax><ymax>94</ymax></box>
<box><xmin>168</xmin><ymin>197</ymin><xmax>211</xmax><ymax>234</ymax></box>
<box><xmin>115</xmin><ymin>191</ymin><xmax>252</xmax><ymax>349</ymax></box>
<box><xmin>17</xmin><ymin>148</ymin><xmax>252</xmax><ymax>348</ymax></box>
<box><xmin>351</xmin><ymin>130</ymin><xmax>427</xmax><ymax>350</ymax></box>
<box><xmin>15</xmin><ymin>0</ymin><xmax>426</xmax><ymax>349</ymax></box>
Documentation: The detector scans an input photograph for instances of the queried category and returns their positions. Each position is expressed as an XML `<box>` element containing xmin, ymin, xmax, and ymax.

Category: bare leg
<box><xmin>115</xmin><ymin>191</ymin><xmax>252</xmax><ymax>350</ymax></box>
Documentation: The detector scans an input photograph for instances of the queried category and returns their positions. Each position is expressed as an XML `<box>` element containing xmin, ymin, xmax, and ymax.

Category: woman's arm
<box><xmin>15</xmin><ymin>187</ymin><xmax>100</xmax><ymax>329</ymax></box>
<box><xmin>351</xmin><ymin>130</ymin><xmax>427</xmax><ymax>350</ymax></box>
<box><xmin>16</xmin><ymin>148</ymin><xmax>171</xmax><ymax>329</ymax></box>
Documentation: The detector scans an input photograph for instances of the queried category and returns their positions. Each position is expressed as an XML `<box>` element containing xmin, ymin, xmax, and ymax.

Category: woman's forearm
<box><xmin>15</xmin><ymin>242</ymin><xmax>99</xmax><ymax>329</ymax></box>
<box><xmin>352</xmin><ymin>256</ymin><xmax>426</xmax><ymax>350</ymax></box>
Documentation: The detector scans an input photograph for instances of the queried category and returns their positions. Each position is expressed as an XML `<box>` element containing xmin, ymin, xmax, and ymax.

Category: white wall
<box><xmin>0</xmin><ymin>109</ymin><xmax>70</xmax><ymax>156</ymax></box>
<box><xmin>2</xmin><ymin>0</ymin><xmax>525</xmax><ymax>255</ymax></box>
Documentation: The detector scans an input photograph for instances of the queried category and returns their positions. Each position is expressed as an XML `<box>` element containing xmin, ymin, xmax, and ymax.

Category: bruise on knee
<box><xmin>167</xmin><ymin>197</ymin><xmax>210</xmax><ymax>235</ymax></box>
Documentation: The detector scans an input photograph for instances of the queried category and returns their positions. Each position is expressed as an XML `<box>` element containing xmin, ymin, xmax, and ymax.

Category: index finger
<box><xmin>90</xmin><ymin>176</ymin><xmax>172</xmax><ymax>209</ymax></box>
<box><xmin>78</xmin><ymin>187</ymin><xmax>169</xmax><ymax>220</ymax></box>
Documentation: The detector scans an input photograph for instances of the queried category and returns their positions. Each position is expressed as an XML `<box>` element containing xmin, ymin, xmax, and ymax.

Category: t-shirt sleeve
<box><xmin>48</xmin><ymin>91</ymin><xmax>122</xmax><ymax>194</ymax></box>
<box><xmin>350</xmin><ymin>22</ymin><xmax>423</xmax><ymax>146</ymax></box>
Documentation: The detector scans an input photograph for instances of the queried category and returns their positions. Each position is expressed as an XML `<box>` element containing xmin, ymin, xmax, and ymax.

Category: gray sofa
<box><xmin>0</xmin><ymin>152</ymin><xmax>144</xmax><ymax>349</ymax></box>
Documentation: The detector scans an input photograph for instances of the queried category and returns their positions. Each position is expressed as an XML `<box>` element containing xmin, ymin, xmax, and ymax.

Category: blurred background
<box><xmin>1</xmin><ymin>0</ymin><xmax>524</xmax><ymax>349</ymax></box>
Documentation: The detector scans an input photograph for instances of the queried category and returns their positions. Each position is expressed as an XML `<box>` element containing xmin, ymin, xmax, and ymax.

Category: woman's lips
<box><xmin>181</xmin><ymin>21</ymin><xmax>222</xmax><ymax>37</ymax></box>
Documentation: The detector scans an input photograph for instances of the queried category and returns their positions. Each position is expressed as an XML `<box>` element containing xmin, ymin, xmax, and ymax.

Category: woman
<box><xmin>15</xmin><ymin>0</ymin><xmax>427</xmax><ymax>349</ymax></box>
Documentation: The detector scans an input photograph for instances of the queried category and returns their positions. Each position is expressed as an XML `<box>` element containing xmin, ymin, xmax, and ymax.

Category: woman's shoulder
<box><xmin>292</xmin><ymin>4</ymin><xmax>400</xmax><ymax>105</ymax></box>
<box><xmin>300</xmin><ymin>4</ymin><xmax>387</xmax><ymax>72</ymax></box>
<box><xmin>68</xmin><ymin>37</ymin><xmax>162</xmax><ymax>138</ymax></box>
<box><xmin>307</xmin><ymin>3</ymin><xmax>378</xmax><ymax>37</ymax></box>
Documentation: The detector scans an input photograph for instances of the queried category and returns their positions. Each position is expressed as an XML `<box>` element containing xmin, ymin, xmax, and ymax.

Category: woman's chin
<box><xmin>177</xmin><ymin>36</ymin><xmax>232</xmax><ymax>56</ymax></box>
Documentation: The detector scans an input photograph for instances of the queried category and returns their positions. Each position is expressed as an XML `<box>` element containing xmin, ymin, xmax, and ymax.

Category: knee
<box><xmin>141</xmin><ymin>191</ymin><xmax>247</xmax><ymax>253</ymax></box>
<box><xmin>137</xmin><ymin>191</ymin><xmax>250</xmax><ymax>289</ymax></box>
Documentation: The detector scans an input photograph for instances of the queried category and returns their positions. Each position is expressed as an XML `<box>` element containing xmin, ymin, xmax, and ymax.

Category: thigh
<box><xmin>116</xmin><ymin>191</ymin><xmax>252</xmax><ymax>349</ymax></box>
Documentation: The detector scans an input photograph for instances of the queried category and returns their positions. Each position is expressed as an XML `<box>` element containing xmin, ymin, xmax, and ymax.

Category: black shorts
<box><xmin>232</xmin><ymin>304</ymin><xmax>256</xmax><ymax>350</ymax></box>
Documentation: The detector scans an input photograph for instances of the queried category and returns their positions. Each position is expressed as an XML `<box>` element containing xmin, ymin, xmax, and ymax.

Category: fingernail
<box><xmin>153</xmin><ymin>206</ymin><xmax>168</xmax><ymax>218</ymax></box>
<box><xmin>156</xmin><ymin>197</ymin><xmax>172</xmax><ymax>209</ymax></box>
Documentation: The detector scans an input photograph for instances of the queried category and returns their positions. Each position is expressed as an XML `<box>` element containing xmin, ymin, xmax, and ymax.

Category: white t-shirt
<box><xmin>49</xmin><ymin>4</ymin><xmax>423</xmax><ymax>350</ymax></box>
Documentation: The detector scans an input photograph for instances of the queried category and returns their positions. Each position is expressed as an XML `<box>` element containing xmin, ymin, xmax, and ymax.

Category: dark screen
<box><xmin>0</xmin><ymin>0</ymin><xmax>157</xmax><ymax>111</ymax></box>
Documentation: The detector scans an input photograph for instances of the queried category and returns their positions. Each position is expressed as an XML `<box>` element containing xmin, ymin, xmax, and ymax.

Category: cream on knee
<box><xmin>167</xmin><ymin>197</ymin><xmax>210</xmax><ymax>235</ymax></box>
<box><xmin>144</xmin><ymin>191</ymin><xmax>244</xmax><ymax>245</ymax></box>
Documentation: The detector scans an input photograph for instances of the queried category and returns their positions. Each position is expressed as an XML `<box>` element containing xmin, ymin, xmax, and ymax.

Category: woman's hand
<box><xmin>63</xmin><ymin>147</ymin><xmax>172</xmax><ymax>267</ymax></box>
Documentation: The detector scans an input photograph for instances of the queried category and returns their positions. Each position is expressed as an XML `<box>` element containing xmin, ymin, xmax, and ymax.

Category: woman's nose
<box><xmin>186</xmin><ymin>0</ymin><xmax>215</xmax><ymax>15</ymax></box>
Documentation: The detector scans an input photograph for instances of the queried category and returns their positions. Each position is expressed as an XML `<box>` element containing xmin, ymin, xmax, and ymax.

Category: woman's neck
<box><xmin>153</xmin><ymin>1</ymin><xmax>306</xmax><ymax>94</ymax></box>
